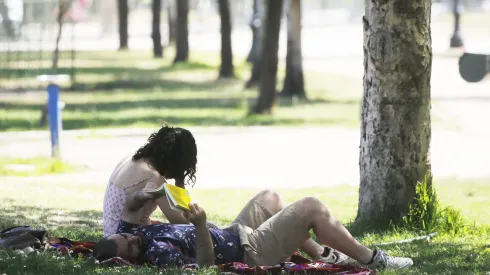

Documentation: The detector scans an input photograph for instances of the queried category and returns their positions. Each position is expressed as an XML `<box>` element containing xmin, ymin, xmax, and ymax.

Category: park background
<box><xmin>1</xmin><ymin>0</ymin><xmax>490</xmax><ymax>274</ymax></box>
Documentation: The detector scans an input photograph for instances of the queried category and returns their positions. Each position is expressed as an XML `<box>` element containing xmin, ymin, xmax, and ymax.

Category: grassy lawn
<box><xmin>0</xmin><ymin>49</ymin><xmax>363</xmax><ymax>131</ymax></box>
<box><xmin>0</xmin><ymin>48</ymin><xmax>460</xmax><ymax>132</ymax></box>
<box><xmin>0</xmin><ymin>175</ymin><xmax>489</xmax><ymax>274</ymax></box>
<box><xmin>0</xmin><ymin>157</ymin><xmax>81</xmax><ymax>176</ymax></box>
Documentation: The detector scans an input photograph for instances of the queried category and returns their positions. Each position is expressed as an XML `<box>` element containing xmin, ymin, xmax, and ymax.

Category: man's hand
<box><xmin>187</xmin><ymin>202</ymin><xmax>215</xmax><ymax>267</ymax></box>
<box><xmin>184</xmin><ymin>202</ymin><xmax>207</xmax><ymax>227</ymax></box>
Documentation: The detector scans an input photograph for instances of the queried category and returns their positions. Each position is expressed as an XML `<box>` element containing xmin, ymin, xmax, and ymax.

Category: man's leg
<box><xmin>245</xmin><ymin>197</ymin><xmax>412</xmax><ymax>269</ymax></box>
<box><xmin>231</xmin><ymin>189</ymin><xmax>324</xmax><ymax>258</ymax></box>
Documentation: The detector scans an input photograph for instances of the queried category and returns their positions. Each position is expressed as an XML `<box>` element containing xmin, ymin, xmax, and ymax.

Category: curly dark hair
<box><xmin>132</xmin><ymin>124</ymin><xmax>197</xmax><ymax>186</ymax></box>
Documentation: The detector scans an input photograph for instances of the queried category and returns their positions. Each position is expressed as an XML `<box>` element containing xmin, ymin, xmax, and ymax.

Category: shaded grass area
<box><xmin>0</xmin><ymin>49</ymin><xmax>362</xmax><ymax>131</ymax></box>
<box><xmin>0</xmin><ymin>176</ymin><xmax>489</xmax><ymax>274</ymax></box>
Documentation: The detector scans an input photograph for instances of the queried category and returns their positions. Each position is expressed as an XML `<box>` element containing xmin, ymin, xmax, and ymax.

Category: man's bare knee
<box><xmin>256</xmin><ymin>189</ymin><xmax>283</xmax><ymax>213</ymax></box>
<box><xmin>299</xmin><ymin>197</ymin><xmax>330</xmax><ymax>216</ymax></box>
<box><xmin>257</xmin><ymin>189</ymin><xmax>280</xmax><ymax>201</ymax></box>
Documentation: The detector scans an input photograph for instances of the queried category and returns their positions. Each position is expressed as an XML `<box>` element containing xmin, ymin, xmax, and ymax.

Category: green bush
<box><xmin>400</xmin><ymin>172</ymin><xmax>468</xmax><ymax>235</ymax></box>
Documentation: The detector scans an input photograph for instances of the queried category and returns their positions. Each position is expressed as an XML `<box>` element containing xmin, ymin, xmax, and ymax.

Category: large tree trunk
<box><xmin>355</xmin><ymin>0</ymin><xmax>432</xmax><ymax>228</ymax></box>
<box><xmin>151</xmin><ymin>0</ymin><xmax>163</xmax><ymax>58</ymax></box>
<box><xmin>245</xmin><ymin>0</ymin><xmax>265</xmax><ymax>88</ymax></box>
<box><xmin>117</xmin><ymin>0</ymin><xmax>129</xmax><ymax>50</ymax></box>
<box><xmin>173</xmin><ymin>0</ymin><xmax>189</xmax><ymax>63</ymax></box>
<box><xmin>280</xmin><ymin>0</ymin><xmax>306</xmax><ymax>99</ymax></box>
<box><xmin>167</xmin><ymin>0</ymin><xmax>176</xmax><ymax>44</ymax></box>
<box><xmin>250</xmin><ymin>0</ymin><xmax>284</xmax><ymax>114</ymax></box>
<box><xmin>218</xmin><ymin>0</ymin><xmax>234</xmax><ymax>78</ymax></box>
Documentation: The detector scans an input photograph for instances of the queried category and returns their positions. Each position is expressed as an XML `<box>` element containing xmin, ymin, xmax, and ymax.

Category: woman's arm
<box><xmin>155</xmin><ymin>196</ymin><xmax>190</xmax><ymax>224</ymax></box>
<box><xmin>122</xmin><ymin>190</ymin><xmax>159</xmax><ymax>224</ymax></box>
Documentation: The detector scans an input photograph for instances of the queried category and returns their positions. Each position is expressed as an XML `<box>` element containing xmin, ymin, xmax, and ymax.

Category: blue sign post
<box><xmin>47</xmin><ymin>83</ymin><xmax>62</xmax><ymax>158</ymax></box>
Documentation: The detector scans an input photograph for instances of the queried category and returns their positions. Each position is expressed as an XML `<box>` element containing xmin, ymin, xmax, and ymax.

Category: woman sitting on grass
<box><xmin>102</xmin><ymin>124</ymin><xmax>198</xmax><ymax>237</ymax></box>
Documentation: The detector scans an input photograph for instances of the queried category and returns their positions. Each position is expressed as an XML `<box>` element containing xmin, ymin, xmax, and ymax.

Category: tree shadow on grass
<box><xmin>0</xmin><ymin>96</ymin><xmax>246</xmax><ymax>112</ymax></box>
<box><xmin>0</xmin><ymin>203</ymin><xmax>103</xmax><ymax>241</ymax></box>
<box><xmin>278</xmin><ymin>97</ymin><xmax>361</xmax><ymax>106</ymax></box>
<box><xmin>0</xmin><ymin>114</ymin><xmax>348</xmax><ymax>131</ymax></box>
<box><xmin>68</xmin><ymin>77</ymin><xmax>237</xmax><ymax>93</ymax></box>
<box><xmin>0</xmin><ymin>60</ymin><xmax>215</xmax><ymax>81</ymax></box>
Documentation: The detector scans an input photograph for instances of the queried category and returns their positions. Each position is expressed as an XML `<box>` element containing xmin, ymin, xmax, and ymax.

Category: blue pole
<box><xmin>47</xmin><ymin>83</ymin><xmax>62</xmax><ymax>158</ymax></box>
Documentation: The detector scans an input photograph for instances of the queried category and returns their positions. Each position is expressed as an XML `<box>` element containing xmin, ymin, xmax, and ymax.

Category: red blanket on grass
<box><xmin>48</xmin><ymin>238</ymin><xmax>375</xmax><ymax>275</ymax></box>
<box><xmin>0</xmin><ymin>226</ymin><xmax>374</xmax><ymax>275</ymax></box>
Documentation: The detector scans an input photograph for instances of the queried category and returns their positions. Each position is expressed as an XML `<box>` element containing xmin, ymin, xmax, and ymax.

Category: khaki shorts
<box><xmin>224</xmin><ymin>197</ymin><xmax>311</xmax><ymax>266</ymax></box>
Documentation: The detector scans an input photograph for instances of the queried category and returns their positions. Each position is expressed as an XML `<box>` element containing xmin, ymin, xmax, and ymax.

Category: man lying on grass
<box><xmin>93</xmin><ymin>188</ymin><xmax>413</xmax><ymax>270</ymax></box>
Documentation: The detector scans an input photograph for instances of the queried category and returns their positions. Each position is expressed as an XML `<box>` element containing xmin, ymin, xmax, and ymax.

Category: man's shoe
<box><xmin>365</xmin><ymin>249</ymin><xmax>413</xmax><ymax>270</ymax></box>
<box><xmin>313</xmin><ymin>247</ymin><xmax>356</xmax><ymax>265</ymax></box>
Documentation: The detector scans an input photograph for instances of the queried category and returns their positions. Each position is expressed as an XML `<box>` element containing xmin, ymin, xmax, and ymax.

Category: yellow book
<box><xmin>143</xmin><ymin>183</ymin><xmax>191</xmax><ymax>212</ymax></box>
<box><xmin>163</xmin><ymin>183</ymin><xmax>191</xmax><ymax>212</ymax></box>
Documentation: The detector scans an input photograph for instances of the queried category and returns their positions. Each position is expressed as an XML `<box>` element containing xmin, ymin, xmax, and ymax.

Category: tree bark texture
<box><xmin>251</xmin><ymin>0</ymin><xmax>284</xmax><ymax>114</ymax></box>
<box><xmin>280</xmin><ymin>0</ymin><xmax>306</xmax><ymax>99</ymax></box>
<box><xmin>356</xmin><ymin>0</ymin><xmax>432</xmax><ymax>228</ymax></box>
<box><xmin>245</xmin><ymin>0</ymin><xmax>266</xmax><ymax>88</ymax></box>
<box><xmin>152</xmin><ymin>0</ymin><xmax>163</xmax><ymax>58</ymax></box>
<box><xmin>117</xmin><ymin>0</ymin><xmax>129</xmax><ymax>50</ymax></box>
<box><xmin>174</xmin><ymin>0</ymin><xmax>189</xmax><ymax>63</ymax></box>
<box><xmin>218</xmin><ymin>0</ymin><xmax>234</xmax><ymax>78</ymax></box>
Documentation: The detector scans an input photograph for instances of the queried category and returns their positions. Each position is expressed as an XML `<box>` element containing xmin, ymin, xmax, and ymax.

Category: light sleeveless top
<box><xmin>102</xmin><ymin>156</ymin><xmax>166</xmax><ymax>236</ymax></box>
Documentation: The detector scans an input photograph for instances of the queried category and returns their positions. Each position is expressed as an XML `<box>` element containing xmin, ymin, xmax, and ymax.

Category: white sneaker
<box><xmin>312</xmin><ymin>247</ymin><xmax>356</xmax><ymax>265</ymax></box>
<box><xmin>365</xmin><ymin>249</ymin><xmax>413</xmax><ymax>270</ymax></box>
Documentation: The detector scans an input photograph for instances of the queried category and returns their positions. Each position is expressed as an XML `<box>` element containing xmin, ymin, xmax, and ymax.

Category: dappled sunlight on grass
<box><xmin>0</xmin><ymin>50</ymin><xmax>363</xmax><ymax>131</ymax></box>
<box><xmin>0</xmin><ymin>50</ymin><xmax>459</xmax><ymax>131</ymax></box>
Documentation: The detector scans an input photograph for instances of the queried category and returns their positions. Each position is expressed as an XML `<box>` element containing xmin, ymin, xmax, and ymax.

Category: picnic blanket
<box><xmin>0</xmin><ymin>226</ymin><xmax>375</xmax><ymax>275</ymax></box>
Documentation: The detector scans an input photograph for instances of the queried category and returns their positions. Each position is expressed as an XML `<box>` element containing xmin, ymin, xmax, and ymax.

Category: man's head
<box><xmin>132</xmin><ymin>124</ymin><xmax>198</xmax><ymax>186</ymax></box>
<box><xmin>93</xmin><ymin>233</ymin><xmax>144</xmax><ymax>264</ymax></box>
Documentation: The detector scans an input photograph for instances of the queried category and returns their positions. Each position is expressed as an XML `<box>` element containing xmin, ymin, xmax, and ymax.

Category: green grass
<box><xmin>0</xmin><ymin>49</ymin><xmax>362</xmax><ymax>131</ymax></box>
<box><xmin>0</xmin><ymin>157</ymin><xmax>81</xmax><ymax>176</ymax></box>
<box><xmin>1</xmin><ymin>49</ymin><xmax>460</xmax><ymax>131</ymax></box>
<box><xmin>0</xmin><ymin>176</ymin><xmax>489</xmax><ymax>274</ymax></box>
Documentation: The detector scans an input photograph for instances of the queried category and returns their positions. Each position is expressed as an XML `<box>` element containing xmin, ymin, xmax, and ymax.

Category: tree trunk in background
<box><xmin>355</xmin><ymin>0</ymin><xmax>432</xmax><ymax>228</ymax></box>
<box><xmin>167</xmin><ymin>0</ymin><xmax>176</xmax><ymax>44</ymax></box>
<box><xmin>0</xmin><ymin>1</ymin><xmax>15</xmax><ymax>38</ymax></box>
<box><xmin>250</xmin><ymin>0</ymin><xmax>284</xmax><ymax>114</ymax></box>
<box><xmin>117</xmin><ymin>0</ymin><xmax>129</xmax><ymax>50</ymax></box>
<box><xmin>173</xmin><ymin>0</ymin><xmax>189</xmax><ymax>63</ymax></box>
<box><xmin>246</xmin><ymin>0</ymin><xmax>260</xmax><ymax>63</ymax></box>
<box><xmin>151</xmin><ymin>0</ymin><xmax>163</xmax><ymax>58</ymax></box>
<box><xmin>218</xmin><ymin>0</ymin><xmax>234</xmax><ymax>78</ymax></box>
<box><xmin>40</xmin><ymin>0</ymin><xmax>71</xmax><ymax>127</ymax></box>
<box><xmin>245</xmin><ymin>0</ymin><xmax>266</xmax><ymax>88</ymax></box>
<box><xmin>280</xmin><ymin>0</ymin><xmax>306</xmax><ymax>99</ymax></box>
<box><xmin>52</xmin><ymin>0</ymin><xmax>70</xmax><ymax>73</ymax></box>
